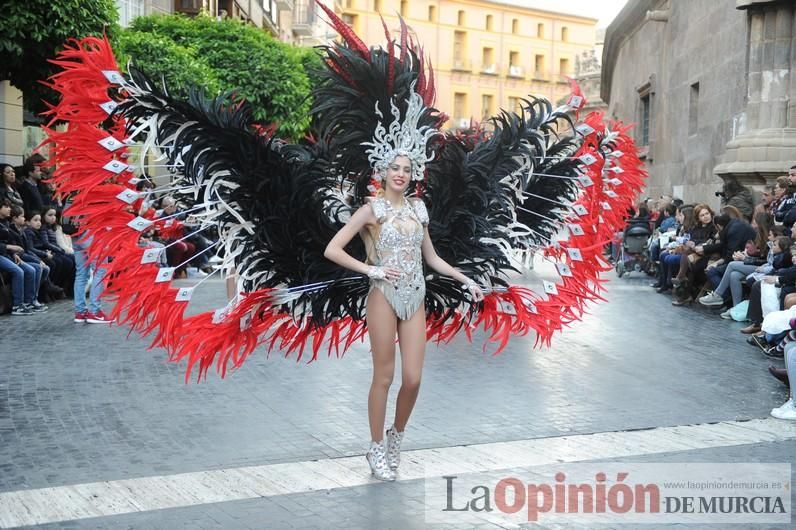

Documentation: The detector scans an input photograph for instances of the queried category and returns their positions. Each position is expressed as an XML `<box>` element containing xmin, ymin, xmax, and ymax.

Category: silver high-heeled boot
<box><xmin>366</xmin><ymin>440</ymin><xmax>395</xmax><ymax>481</ymax></box>
<box><xmin>385</xmin><ymin>425</ymin><xmax>404</xmax><ymax>470</ymax></box>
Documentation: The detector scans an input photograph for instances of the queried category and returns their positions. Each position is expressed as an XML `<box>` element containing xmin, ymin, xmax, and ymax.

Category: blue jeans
<box><xmin>22</xmin><ymin>256</ymin><xmax>48</xmax><ymax>301</ymax></box>
<box><xmin>0</xmin><ymin>255</ymin><xmax>35</xmax><ymax>306</ymax></box>
<box><xmin>706</xmin><ymin>263</ymin><xmax>728</xmax><ymax>290</ymax></box>
<box><xmin>713</xmin><ymin>261</ymin><xmax>757</xmax><ymax>306</ymax></box>
<box><xmin>658</xmin><ymin>251</ymin><xmax>681</xmax><ymax>287</ymax></box>
<box><xmin>73</xmin><ymin>238</ymin><xmax>106</xmax><ymax>314</ymax></box>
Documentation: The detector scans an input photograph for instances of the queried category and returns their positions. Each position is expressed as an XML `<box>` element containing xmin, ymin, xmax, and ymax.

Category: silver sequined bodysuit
<box><xmin>363</xmin><ymin>197</ymin><xmax>429</xmax><ymax>320</ymax></box>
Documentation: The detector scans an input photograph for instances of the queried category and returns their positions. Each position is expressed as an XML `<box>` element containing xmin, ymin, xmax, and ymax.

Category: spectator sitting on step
<box><xmin>653</xmin><ymin>204</ymin><xmax>694</xmax><ymax>293</ymax></box>
<box><xmin>775</xmin><ymin>169</ymin><xmax>796</xmax><ymax>235</ymax></box>
<box><xmin>9</xmin><ymin>206</ymin><xmax>49</xmax><ymax>309</ymax></box>
<box><xmin>18</xmin><ymin>158</ymin><xmax>45</xmax><ymax>215</ymax></box>
<box><xmin>700</xmin><ymin>212</ymin><xmax>757</xmax><ymax>291</ymax></box>
<box><xmin>741</xmin><ymin>244</ymin><xmax>796</xmax><ymax>335</ymax></box>
<box><xmin>29</xmin><ymin>207</ymin><xmax>75</xmax><ymax>296</ymax></box>
<box><xmin>671</xmin><ymin>204</ymin><xmax>718</xmax><ymax>306</ymax></box>
<box><xmin>699</xmin><ymin>227</ymin><xmax>788</xmax><ymax>314</ymax></box>
<box><xmin>0</xmin><ymin>163</ymin><xmax>24</xmax><ymax>209</ymax></box>
<box><xmin>0</xmin><ymin>200</ymin><xmax>40</xmax><ymax>315</ymax></box>
<box><xmin>755</xmin><ymin>185</ymin><xmax>775</xmax><ymax>217</ymax></box>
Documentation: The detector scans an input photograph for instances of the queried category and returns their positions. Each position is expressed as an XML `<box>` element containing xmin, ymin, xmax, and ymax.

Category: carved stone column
<box><xmin>715</xmin><ymin>0</ymin><xmax>796</xmax><ymax>186</ymax></box>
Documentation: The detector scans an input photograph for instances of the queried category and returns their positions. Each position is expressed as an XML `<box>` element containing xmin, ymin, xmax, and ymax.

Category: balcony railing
<box><xmin>451</xmin><ymin>58</ymin><xmax>472</xmax><ymax>72</ymax></box>
<box><xmin>507</xmin><ymin>65</ymin><xmax>524</xmax><ymax>78</ymax></box>
<box><xmin>481</xmin><ymin>63</ymin><xmax>498</xmax><ymax>75</ymax></box>
<box><xmin>293</xmin><ymin>0</ymin><xmax>315</xmax><ymax>35</ymax></box>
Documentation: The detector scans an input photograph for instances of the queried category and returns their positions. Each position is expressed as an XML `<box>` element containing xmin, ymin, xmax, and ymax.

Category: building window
<box><xmin>117</xmin><ymin>0</ymin><xmax>145</xmax><ymax>27</ymax></box>
<box><xmin>342</xmin><ymin>13</ymin><xmax>357</xmax><ymax>31</ymax></box>
<box><xmin>374</xmin><ymin>0</ymin><xmax>381</xmax><ymax>11</ymax></box>
<box><xmin>345</xmin><ymin>0</ymin><xmax>353</xmax><ymax>8</ymax></box>
<box><xmin>509</xmin><ymin>51</ymin><xmax>519</xmax><ymax>67</ymax></box>
<box><xmin>453</xmin><ymin>31</ymin><xmax>466</xmax><ymax>65</ymax></box>
<box><xmin>428</xmin><ymin>5</ymin><xmax>436</xmax><ymax>22</ymax></box>
<box><xmin>559</xmin><ymin>58</ymin><xmax>570</xmax><ymax>76</ymax></box>
<box><xmin>454</xmin><ymin>92</ymin><xmax>467</xmax><ymax>126</ymax></box>
<box><xmin>508</xmin><ymin>96</ymin><xmax>520</xmax><ymax>113</ymax></box>
<box><xmin>482</xmin><ymin>47</ymin><xmax>495</xmax><ymax>73</ymax></box>
<box><xmin>534</xmin><ymin>54</ymin><xmax>545</xmax><ymax>77</ymax></box>
<box><xmin>689</xmin><ymin>82</ymin><xmax>700</xmax><ymax>135</ymax></box>
<box><xmin>537</xmin><ymin>23</ymin><xmax>544</xmax><ymax>38</ymax></box>
<box><xmin>511</xmin><ymin>19</ymin><xmax>519</xmax><ymax>34</ymax></box>
<box><xmin>482</xmin><ymin>94</ymin><xmax>494</xmax><ymax>119</ymax></box>
<box><xmin>400</xmin><ymin>0</ymin><xmax>407</xmax><ymax>17</ymax></box>
<box><xmin>486</xmin><ymin>14</ymin><xmax>493</xmax><ymax>31</ymax></box>
<box><xmin>640</xmin><ymin>93</ymin><xmax>651</xmax><ymax>146</ymax></box>
<box><xmin>458</xmin><ymin>10</ymin><xmax>466</xmax><ymax>26</ymax></box>
<box><xmin>561</xmin><ymin>26</ymin><xmax>568</xmax><ymax>42</ymax></box>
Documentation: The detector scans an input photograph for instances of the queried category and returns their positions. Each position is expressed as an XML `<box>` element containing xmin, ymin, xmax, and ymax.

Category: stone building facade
<box><xmin>601</xmin><ymin>0</ymin><xmax>796</xmax><ymax>206</ymax></box>
<box><xmin>339</xmin><ymin>0</ymin><xmax>597</xmax><ymax>129</ymax></box>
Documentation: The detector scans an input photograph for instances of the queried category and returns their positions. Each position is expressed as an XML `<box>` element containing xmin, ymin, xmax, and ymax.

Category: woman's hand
<box><xmin>368</xmin><ymin>266</ymin><xmax>402</xmax><ymax>282</ymax></box>
<box><xmin>468</xmin><ymin>283</ymin><xmax>485</xmax><ymax>302</ymax></box>
<box><xmin>732</xmin><ymin>250</ymin><xmax>745</xmax><ymax>261</ymax></box>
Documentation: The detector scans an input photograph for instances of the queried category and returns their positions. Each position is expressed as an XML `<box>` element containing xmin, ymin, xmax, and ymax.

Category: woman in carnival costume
<box><xmin>42</xmin><ymin>4</ymin><xmax>645</xmax><ymax>480</ymax></box>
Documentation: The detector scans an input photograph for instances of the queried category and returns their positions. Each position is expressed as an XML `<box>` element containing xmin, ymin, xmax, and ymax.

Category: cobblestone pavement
<box><xmin>0</xmin><ymin>270</ymin><xmax>793</xmax><ymax>528</ymax></box>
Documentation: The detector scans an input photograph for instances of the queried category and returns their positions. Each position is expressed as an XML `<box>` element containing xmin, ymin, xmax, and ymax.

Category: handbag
<box><xmin>760</xmin><ymin>282</ymin><xmax>782</xmax><ymax>317</ymax></box>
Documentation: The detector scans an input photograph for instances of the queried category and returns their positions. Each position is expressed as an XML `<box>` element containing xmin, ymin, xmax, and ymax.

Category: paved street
<box><xmin>0</xmin><ymin>268</ymin><xmax>794</xmax><ymax>529</ymax></box>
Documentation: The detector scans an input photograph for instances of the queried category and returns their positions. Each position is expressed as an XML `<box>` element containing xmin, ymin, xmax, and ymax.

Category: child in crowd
<box><xmin>0</xmin><ymin>200</ymin><xmax>39</xmax><ymax>315</ymax></box>
<box><xmin>9</xmin><ymin>207</ymin><xmax>49</xmax><ymax>311</ymax></box>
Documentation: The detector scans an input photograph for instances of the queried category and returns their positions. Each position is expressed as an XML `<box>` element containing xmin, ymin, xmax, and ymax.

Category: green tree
<box><xmin>117</xmin><ymin>14</ymin><xmax>313</xmax><ymax>138</ymax></box>
<box><xmin>0</xmin><ymin>0</ymin><xmax>118</xmax><ymax>115</ymax></box>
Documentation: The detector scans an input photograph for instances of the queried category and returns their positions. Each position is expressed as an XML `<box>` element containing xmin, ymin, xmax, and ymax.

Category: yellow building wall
<box><xmin>337</xmin><ymin>0</ymin><xmax>597</xmax><ymax>129</ymax></box>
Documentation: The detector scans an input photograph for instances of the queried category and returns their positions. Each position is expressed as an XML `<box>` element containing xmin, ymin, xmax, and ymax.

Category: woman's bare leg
<box><xmin>366</xmin><ymin>288</ymin><xmax>397</xmax><ymax>442</ymax></box>
<box><xmin>393</xmin><ymin>306</ymin><xmax>426</xmax><ymax>432</ymax></box>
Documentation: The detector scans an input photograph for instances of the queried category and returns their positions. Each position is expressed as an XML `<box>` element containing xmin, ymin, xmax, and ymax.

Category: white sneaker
<box><xmin>385</xmin><ymin>425</ymin><xmax>404</xmax><ymax>470</ymax></box>
<box><xmin>720</xmin><ymin>309</ymin><xmax>733</xmax><ymax>320</ymax></box>
<box><xmin>366</xmin><ymin>441</ymin><xmax>395</xmax><ymax>481</ymax></box>
<box><xmin>698</xmin><ymin>292</ymin><xmax>724</xmax><ymax>306</ymax></box>
<box><xmin>771</xmin><ymin>399</ymin><xmax>796</xmax><ymax>420</ymax></box>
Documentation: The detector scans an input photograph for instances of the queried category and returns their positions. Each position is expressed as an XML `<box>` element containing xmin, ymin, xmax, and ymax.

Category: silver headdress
<box><xmin>363</xmin><ymin>86</ymin><xmax>438</xmax><ymax>182</ymax></box>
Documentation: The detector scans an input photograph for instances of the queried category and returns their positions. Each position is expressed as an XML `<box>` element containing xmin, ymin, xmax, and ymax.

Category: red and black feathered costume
<box><xmin>42</xmin><ymin>9</ymin><xmax>645</xmax><ymax>381</ymax></box>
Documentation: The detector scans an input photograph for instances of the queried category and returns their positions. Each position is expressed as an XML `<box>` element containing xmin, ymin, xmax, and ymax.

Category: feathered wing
<box><xmin>44</xmin><ymin>37</ymin><xmax>373</xmax><ymax>381</ymax></box>
<box><xmin>422</xmin><ymin>95</ymin><xmax>646</xmax><ymax>351</ymax></box>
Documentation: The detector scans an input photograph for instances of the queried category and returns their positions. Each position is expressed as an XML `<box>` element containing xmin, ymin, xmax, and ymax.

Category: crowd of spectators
<box><xmin>629</xmin><ymin>166</ymin><xmax>796</xmax><ymax>420</ymax></box>
<box><xmin>1</xmin><ymin>158</ymin><xmax>220</xmax><ymax>319</ymax></box>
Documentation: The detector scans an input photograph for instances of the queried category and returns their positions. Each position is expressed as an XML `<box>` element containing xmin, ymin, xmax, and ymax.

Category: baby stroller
<box><xmin>615</xmin><ymin>220</ymin><xmax>652</xmax><ymax>278</ymax></box>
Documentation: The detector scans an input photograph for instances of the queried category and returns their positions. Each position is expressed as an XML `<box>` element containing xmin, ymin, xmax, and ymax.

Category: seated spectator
<box><xmin>29</xmin><ymin>207</ymin><xmax>76</xmax><ymax>296</ymax></box>
<box><xmin>156</xmin><ymin>197</ymin><xmax>214</xmax><ymax>277</ymax></box>
<box><xmin>9</xmin><ymin>207</ymin><xmax>49</xmax><ymax>310</ymax></box>
<box><xmin>0</xmin><ymin>163</ymin><xmax>24</xmax><ymax>208</ymax></box>
<box><xmin>755</xmin><ymin>185</ymin><xmax>775</xmax><ymax>217</ymax></box>
<box><xmin>647</xmin><ymin>203</ymin><xmax>677</xmax><ymax>274</ymax></box>
<box><xmin>671</xmin><ymin>204</ymin><xmax>717</xmax><ymax>305</ymax></box>
<box><xmin>719</xmin><ymin>177</ymin><xmax>754</xmax><ymax>220</ymax></box>
<box><xmin>769</xmin><ymin>341</ymin><xmax>795</xmax><ymax>420</ymax></box>
<box><xmin>18</xmin><ymin>158</ymin><xmax>45</xmax><ymax>215</ymax></box>
<box><xmin>701</xmin><ymin>212</ymin><xmax>757</xmax><ymax>291</ymax></box>
<box><xmin>0</xmin><ymin>200</ymin><xmax>39</xmax><ymax>315</ymax></box>
<box><xmin>774</xmin><ymin>170</ymin><xmax>796</xmax><ymax>235</ymax></box>
<box><xmin>742</xmin><ymin>244</ymin><xmax>796</xmax><ymax>334</ymax></box>
<box><xmin>653</xmin><ymin>204</ymin><xmax>693</xmax><ymax>292</ymax></box>
<box><xmin>699</xmin><ymin>228</ymin><xmax>787</xmax><ymax>314</ymax></box>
